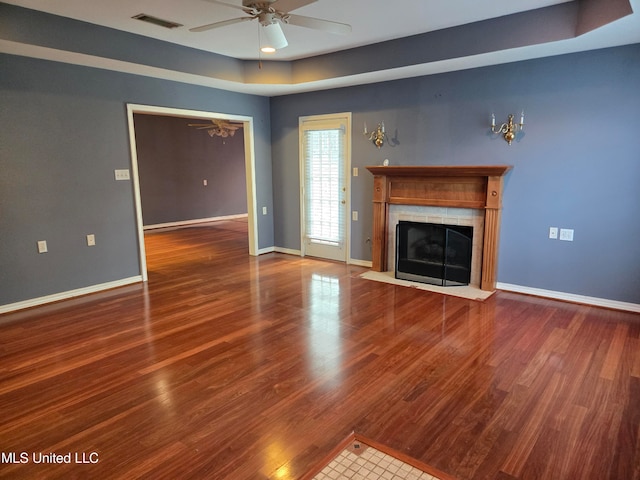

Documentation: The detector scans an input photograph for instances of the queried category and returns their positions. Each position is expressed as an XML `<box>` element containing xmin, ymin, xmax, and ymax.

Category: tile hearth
<box><xmin>312</xmin><ymin>441</ymin><xmax>446</xmax><ymax>480</ymax></box>
<box><xmin>360</xmin><ymin>270</ymin><xmax>494</xmax><ymax>301</ymax></box>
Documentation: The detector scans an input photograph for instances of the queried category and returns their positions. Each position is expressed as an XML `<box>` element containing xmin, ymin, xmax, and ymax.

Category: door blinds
<box><xmin>302</xmin><ymin>127</ymin><xmax>345</xmax><ymax>247</ymax></box>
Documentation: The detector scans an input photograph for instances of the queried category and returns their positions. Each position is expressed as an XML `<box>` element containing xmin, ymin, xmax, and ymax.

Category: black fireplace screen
<box><xmin>395</xmin><ymin>221</ymin><xmax>473</xmax><ymax>286</ymax></box>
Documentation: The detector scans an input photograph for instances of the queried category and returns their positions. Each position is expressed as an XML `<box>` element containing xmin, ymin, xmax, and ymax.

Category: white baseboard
<box><xmin>349</xmin><ymin>258</ymin><xmax>373</xmax><ymax>267</ymax></box>
<box><xmin>496</xmin><ymin>282</ymin><xmax>640</xmax><ymax>313</ymax></box>
<box><xmin>257</xmin><ymin>246</ymin><xmax>275</xmax><ymax>255</ymax></box>
<box><xmin>0</xmin><ymin>276</ymin><xmax>143</xmax><ymax>315</ymax></box>
<box><xmin>270</xmin><ymin>249</ymin><xmax>372</xmax><ymax>267</ymax></box>
<box><xmin>144</xmin><ymin>214</ymin><xmax>248</xmax><ymax>231</ymax></box>
<box><xmin>274</xmin><ymin>247</ymin><xmax>302</xmax><ymax>256</ymax></box>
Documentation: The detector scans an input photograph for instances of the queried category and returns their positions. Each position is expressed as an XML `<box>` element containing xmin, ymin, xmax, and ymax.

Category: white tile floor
<box><xmin>313</xmin><ymin>443</ymin><xmax>441</xmax><ymax>480</ymax></box>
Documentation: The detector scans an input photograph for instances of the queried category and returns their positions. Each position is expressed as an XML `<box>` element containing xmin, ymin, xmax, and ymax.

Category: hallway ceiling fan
<box><xmin>187</xmin><ymin>118</ymin><xmax>243</xmax><ymax>137</ymax></box>
<box><xmin>190</xmin><ymin>0</ymin><xmax>351</xmax><ymax>51</ymax></box>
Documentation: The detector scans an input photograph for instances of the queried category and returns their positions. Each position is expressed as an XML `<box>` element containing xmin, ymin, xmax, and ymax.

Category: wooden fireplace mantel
<box><xmin>366</xmin><ymin>165</ymin><xmax>511</xmax><ymax>291</ymax></box>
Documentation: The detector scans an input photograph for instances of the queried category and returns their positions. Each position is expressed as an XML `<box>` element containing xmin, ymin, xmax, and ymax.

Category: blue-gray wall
<box><xmin>133</xmin><ymin>114</ymin><xmax>247</xmax><ymax>226</ymax></box>
<box><xmin>2</xmin><ymin>42</ymin><xmax>639</xmax><ymax>308</ymax></box>
<box><xmin>0</xmin><ymin>54</ymin><xmax>273</xmax><ymax>306</ymax></box>
<box><xmin>270</xmin><ymin>44</ymin><xmax>640</xmax><ymax>304</ymax></box>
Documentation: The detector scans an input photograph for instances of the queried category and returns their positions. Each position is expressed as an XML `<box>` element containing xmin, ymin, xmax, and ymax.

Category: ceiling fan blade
<box><xmin>189</xmin><ymin>16</ymin><xmax>254</xmax><ymax>33</ymax></box>
<box><xmin>203</xmin><ymin>0</ymin><xmax>254</xmax><ymax>13</ymax></box>
<box><xmin>285</xmin><ymin>14</ymin><xmax>351</xmax><ymax>35</ymax></box>
<box><xmin>272</xmin><ymin>0</ymin><xmax>317</xmax><ymax>12</ymax></box>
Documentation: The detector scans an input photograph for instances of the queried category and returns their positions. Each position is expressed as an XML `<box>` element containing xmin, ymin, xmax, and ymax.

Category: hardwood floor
<box><xmin>1</xmin><ymin>219</ymin><xmax>639</xmax><ymax>479</ymax></box>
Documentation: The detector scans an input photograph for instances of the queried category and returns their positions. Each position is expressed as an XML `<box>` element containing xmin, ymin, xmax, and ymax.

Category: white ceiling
<box><xmin>3</xmin><ymin>0</ymin><xmax>640</xmax><ymax>95</ymax></box>
<box><xmin>0</xmin><ymin>0</ymin><xmax>578</xmax><ymax>60</ymax></box>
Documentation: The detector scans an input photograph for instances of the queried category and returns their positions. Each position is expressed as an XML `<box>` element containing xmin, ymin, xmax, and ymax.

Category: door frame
<box><xmin>126</xmin><ymin>104</ymin><xmax>258</xmax><ymax>281</ymax></box>
<box><xmin>298</xmin><ymin>112</ymin><xmax>352</xmax><ymax>262</ymax></box>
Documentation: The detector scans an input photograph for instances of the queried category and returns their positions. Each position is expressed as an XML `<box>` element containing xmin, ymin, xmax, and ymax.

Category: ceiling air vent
<box><xmin>132</xmin><ymin>14</ymin><xmax>183</xmax><ymax>29</ymax></box>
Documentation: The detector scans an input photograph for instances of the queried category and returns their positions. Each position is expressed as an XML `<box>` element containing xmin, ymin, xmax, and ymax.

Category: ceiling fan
<box><xmin>190</xmin><ymin>0</ymin><xmax>351</xmax><ymax>51</ymax></box>
<box><xmin>187</xmin><ymin>118</ymin><xmax>243</xmax><ymax>137</ymax></box>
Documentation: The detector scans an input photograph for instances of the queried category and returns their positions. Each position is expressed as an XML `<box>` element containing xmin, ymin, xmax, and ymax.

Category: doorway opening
<box><xmin>126</xmin><ymin>104</ymin><xmax>258</xmax><ymax>281</ymax></box>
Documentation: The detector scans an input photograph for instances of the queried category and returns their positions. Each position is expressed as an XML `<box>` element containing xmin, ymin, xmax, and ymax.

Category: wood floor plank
<box><xmin>1</xmin><ymin>219</ymin><xmax>639</xmax><ymax>479</ymax></box>
<box><xmin>500</xmin><ymin>372</ymin><xmax>564</xmax><ymax>477</ymax></box>
<box><xmin>632</xmin><ymin>338</ymin><xmax>640</xmax><ymax>379</ymax></box>
<box><xmin>601</xmin><ymin>322</ymin><xmax>630</xmax><ymax>380</ymax></box>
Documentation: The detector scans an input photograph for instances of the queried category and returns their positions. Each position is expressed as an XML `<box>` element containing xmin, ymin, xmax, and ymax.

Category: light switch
<box><xmin>86</xmin><ymin>234</ymin><xmax>96</xmax><ymax>246</ymax></box>
<box><xmin>262</xmin><ymin>206</ymin><xmax>267</xmax><ymax>215</ymax></box>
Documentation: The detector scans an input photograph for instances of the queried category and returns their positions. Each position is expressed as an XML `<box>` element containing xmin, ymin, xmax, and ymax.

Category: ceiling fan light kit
<box><xmin>191</xmin><ymin>0</ymin><xmax>351</xmax><ymax>54</ymax></box>
<box><xmin>262</xmin><ymin>22</ymin><xmax>288</xmax><ymax>50</ymax></box>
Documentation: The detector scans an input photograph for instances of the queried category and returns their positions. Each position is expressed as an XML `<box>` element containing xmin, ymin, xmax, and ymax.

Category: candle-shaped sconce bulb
<box><xmin>381</xmin><ymin>122</ymin><xmax>385</xmax><ymax>133</ymax></box>
<box><xmin>364</xmin><ymin>122</ymin><xmax>368</xmax><ymax>134</ymax></box>
<box><xmin>491</xmin><ymin>113</ymin><xmax>496</xmax><ymax>127</ymax></box>
<box><xmin>520</xmin><ymin>111</ymin><xmax>525</xmax><ymax>126</ymax></box>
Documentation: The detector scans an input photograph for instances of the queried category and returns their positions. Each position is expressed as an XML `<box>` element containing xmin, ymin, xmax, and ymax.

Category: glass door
<box><xmin>299</xmin><ymin>113</ymin><xmax>351</xmax><ymax>262</ymax></box>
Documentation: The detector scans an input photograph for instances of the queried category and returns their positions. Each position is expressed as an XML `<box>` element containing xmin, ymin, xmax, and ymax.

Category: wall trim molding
<box><xmin>497</xmin><ymin>282</ymin><xmax>640</xmax><ymax>313</ymax></box>
<box><xmin>350</xmin><ymin>259</ymin><xmax>373</xmax><ymax>268</ymax></box>
<box><xmin>272</xmin><ymin>249</ymin><xmax>373</xmax><ymax>268</ymax></box>
<box><xmin>126</xmin><ymin>104</ymin><xmax>259</xmax><ymax>283</ymax></box>
<box><xmin>0</xmin><ymin>276</ymin><xmax>143</xmax><ymax>315</ymax></box>
<box><xmin>257</xmin><ymin>246</ymin><xmax>276</xmax><ymax>255</ymax></box>
<box><xmin>144</xmin><ymin>214</ymin><xmax>248</xmax><ymax>231</ymax></box>
<box><xmin>274</xmin><ymin>247</ymin><xmax>302</xmax><ymax>256</ymax></box>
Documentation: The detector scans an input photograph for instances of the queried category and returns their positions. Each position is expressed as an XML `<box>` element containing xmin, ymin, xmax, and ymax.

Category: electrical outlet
<box><xmin>353</xmin><ymin>167</ymin><xmax>359</xmax><ymax>177</ymax></box>
<box><xmin>37</xmin><ymin>240</ymin><xmax>48</xmax><ymax>253</ymax></box>
<box><xmin>86</xmin><ymin>234</ymin><xmax>96</xmax><ymax>246</ymax></box>
<box><xmin>549</xmin><ymin>227</ymin><xmax>558</xmax><ymax>239</ymax></box>
<box><xmin>114</xmin><ymin>169</ymin><xmax>130</xmax><ymax>181</ymax></box>
<box><xmin>262</xmin><ymin>206</ymin><xmax>267</xmax><ymax>215</ymax></box>
<box><xmin>203</xmin><ymin>179</ymin><xmax>208</xmax><ymax>186</ymax></box>
<box><xmin>352</xmin><ymin>211</ymin><xmax>358</xmax><ymax>221</ymax></box>
<box><xmin>559</xmin><ymin>228</ymin><xmax>574</xmax><ymax>241</ymax></box>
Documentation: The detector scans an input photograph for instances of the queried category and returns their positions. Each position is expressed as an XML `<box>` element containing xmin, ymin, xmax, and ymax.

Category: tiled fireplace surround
<box><xmin>366</xmin><ymin>166</ymin><xmax>511</xmax><ymax>291</ymax></box>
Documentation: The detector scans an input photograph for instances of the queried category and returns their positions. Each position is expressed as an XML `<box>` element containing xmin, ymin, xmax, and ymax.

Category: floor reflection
<box><xmin>306</xmin><ymin>273</ymin><xmax>343</xmax><ymax>384</ymax></box>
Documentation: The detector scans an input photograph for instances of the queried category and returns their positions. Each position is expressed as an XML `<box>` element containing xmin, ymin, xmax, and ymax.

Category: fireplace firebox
<box><xmin>395</xmin><ymin>221</ymin><xmax>473</xmax><ymax>287</ymax></box>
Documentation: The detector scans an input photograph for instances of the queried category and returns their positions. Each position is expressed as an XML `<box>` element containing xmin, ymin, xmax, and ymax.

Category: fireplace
<box><xmin>396</xmin><ymin>221</ymin><xmax>473</xmax><ymax>286</ymax></box>
<box><xmin>366</xmin><ymin>165</ymin><xmax>511</xmax><ymax>291</ymax></box>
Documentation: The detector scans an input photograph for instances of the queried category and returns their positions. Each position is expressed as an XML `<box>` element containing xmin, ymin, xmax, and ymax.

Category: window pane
<box><xmin>304</xmin><ymin>129</ymin><xmax>344</xmax><ymax>246</ymax></box>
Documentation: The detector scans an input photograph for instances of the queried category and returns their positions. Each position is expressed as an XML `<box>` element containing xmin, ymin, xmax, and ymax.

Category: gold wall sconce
<box><xmin>490</xmin><ymin>112</ymin><xmax>524</xmax><ymax>145</ymax></box>
<box><xmin>364</xmin><ymin>122</ymin><xmax>386</xmax><ymax>148</ymax></box>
